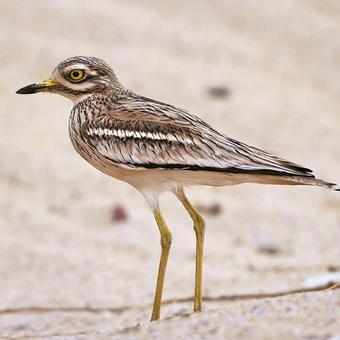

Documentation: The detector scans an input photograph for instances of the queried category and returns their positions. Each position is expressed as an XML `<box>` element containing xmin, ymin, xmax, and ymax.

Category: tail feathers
<box><xmin>314</xmin><ymin>179</ymin><xmax>340</xmax><ymax>191</ymax></box>
<box><xmin>282</xmin><ymin>176</ymin><xmax>340</xmax><ymax>191</ymax></box>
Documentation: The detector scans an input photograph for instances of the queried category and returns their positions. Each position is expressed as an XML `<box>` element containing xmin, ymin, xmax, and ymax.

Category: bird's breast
<box><xmin>68</xmin><ymin>107</ymin><xmax>132</xmax><ymax>181</ymax></box>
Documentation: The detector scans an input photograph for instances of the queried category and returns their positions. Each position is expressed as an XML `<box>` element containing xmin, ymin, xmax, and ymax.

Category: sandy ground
<box><xmin>0</xmin><ymin>0</ymin><xmax>340</xmax><ymax>339</ymax></box>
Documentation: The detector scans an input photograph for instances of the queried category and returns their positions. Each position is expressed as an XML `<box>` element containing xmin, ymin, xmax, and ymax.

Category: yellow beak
<box><xmin>16</xmin><ymin>78</ymin><xmax>60</xmax><ymax>94</ymax></box>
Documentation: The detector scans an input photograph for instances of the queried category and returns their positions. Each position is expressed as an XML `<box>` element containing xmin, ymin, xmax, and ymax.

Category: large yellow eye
<box><xmin>69</xmin><ymin>69</ymin><xmax>85</xmax><ymax>82</ymax></box>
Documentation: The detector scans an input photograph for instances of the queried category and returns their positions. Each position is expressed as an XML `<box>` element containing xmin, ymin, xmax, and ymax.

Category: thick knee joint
<box><xmin>193</xmin><ymin>215</ymin><xmax>205</xmax><ymax>239</ymax></box>
<box><xmin>161</xmin><ymin>231</ymin><xmax>172</xmax><ymax>248</ymax></box>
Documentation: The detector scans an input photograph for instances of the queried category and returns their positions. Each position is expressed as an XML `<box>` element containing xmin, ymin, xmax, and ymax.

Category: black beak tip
<box><xmin>16</xmin><ymin>83</ymin><xmax>38</xmax><ymax>94</ymax></box>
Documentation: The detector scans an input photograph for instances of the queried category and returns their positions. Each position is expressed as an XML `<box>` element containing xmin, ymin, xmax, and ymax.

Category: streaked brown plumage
<box><xmin>16</xmin><ymin>56</ymin><xmax>339</xmax><ymax>321</ymax></box>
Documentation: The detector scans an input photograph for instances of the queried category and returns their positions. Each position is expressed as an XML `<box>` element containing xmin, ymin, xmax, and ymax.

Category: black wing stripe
<box><xmin>102</xmin><ymin>156</ymin><xmax>315</xmax><ymax>178</ymax></box>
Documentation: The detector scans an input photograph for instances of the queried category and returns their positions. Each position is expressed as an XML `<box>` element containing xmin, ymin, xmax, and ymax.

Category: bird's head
<box><xmin>16</xmin><ymin>56</ymin><xmax>124</xmax><ymax>103</ymax></box>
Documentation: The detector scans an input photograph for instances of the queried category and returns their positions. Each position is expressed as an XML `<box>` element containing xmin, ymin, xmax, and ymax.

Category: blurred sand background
<box><xmin>0</xmin><ymin>0</ymin><xmax>340</xmax><ymax>338</ymax></box>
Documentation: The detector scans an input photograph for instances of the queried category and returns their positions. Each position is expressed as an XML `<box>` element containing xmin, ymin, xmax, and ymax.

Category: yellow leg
<box><xmin>176</xmin><ymin>189</ymin><xmax>205</xmax><ymax>312</ymax></box>
<box><xmin>151</xmin><ymin>208</ymin><xmax>172</xmax><ymax>321</ymax></box>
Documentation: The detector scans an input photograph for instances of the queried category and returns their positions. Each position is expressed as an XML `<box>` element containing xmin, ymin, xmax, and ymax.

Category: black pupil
<box><xmin>73</xmin><ymin>71</ymin><xmax>80</xmax><ymax>78</ymax></box>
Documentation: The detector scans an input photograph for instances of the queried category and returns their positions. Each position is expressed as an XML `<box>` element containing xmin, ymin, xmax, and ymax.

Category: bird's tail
<box><xmin>268</xmin><ymin>175</ymin><xmax>340</xmax><ymax>191</ymax></box>
<box><xmin>307</xmin><ymin>178</ymin><xmax>340</xmax><ymax>191</ymax></box>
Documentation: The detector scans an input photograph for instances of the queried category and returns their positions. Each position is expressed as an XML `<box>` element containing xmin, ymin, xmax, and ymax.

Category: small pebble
<box><xmin>256</xmin><ymin>244</ymin><xmax>281</xmax><ymax>256</ymax></box>
<box><xmin>327</xmin><ymin>265</ymin><xmax>340</xmax><ymax>273</ymax></box>
<box><xmin>196</xmin><ymin>202</ymin><xmax>223</xmax><ymax>216</ymax></box>
<box><xmin>207</xmin><ymin>85</ymin><xmax>231</xmax><ymax>99</ymax></box>
<box><xmin>111</xmin><ymin>204</ymin><xmax>128</xmax><ymax>222</ymax></box>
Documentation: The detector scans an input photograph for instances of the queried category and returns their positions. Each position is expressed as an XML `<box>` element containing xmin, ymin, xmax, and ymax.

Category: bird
<box><xmin>16</xmin><ymin>56</ymin><xmax>339</xmax><ymax>321</ymax></box>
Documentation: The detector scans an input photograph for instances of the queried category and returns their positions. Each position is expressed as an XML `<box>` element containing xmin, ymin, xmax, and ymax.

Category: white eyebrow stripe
<box><xmin>86</xmin><ymin>128</ymin><xmax>193</xmax><ymax>144</ymax></box>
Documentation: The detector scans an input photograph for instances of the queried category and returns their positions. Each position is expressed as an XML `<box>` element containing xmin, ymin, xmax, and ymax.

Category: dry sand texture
<box><xmin>0</xmin><ymin>0</ymin><xmax>340</xmax><ymax>339</ymax></box>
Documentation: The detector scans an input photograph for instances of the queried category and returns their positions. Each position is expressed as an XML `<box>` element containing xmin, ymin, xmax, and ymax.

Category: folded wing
<box><xmin>83</xmin><ymin>95</ymin><xmax>314</xmax><ymax>178</ymax></box>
